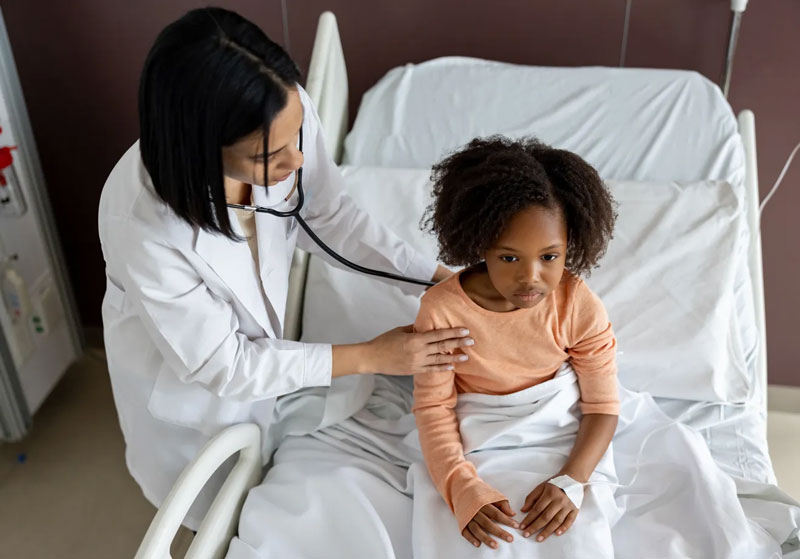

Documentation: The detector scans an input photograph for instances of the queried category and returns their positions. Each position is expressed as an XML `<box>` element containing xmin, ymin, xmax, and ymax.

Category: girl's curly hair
<box><xmin>423</xmin><ymin>136</ymin><xmax>616</xmax><ymax>277</ymax></box>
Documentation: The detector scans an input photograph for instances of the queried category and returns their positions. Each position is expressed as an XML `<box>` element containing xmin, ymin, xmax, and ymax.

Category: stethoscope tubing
<box><xmin>226</xmin><ymin>130</ymin><xmax>435</xmax><ymax>287</ymax></box>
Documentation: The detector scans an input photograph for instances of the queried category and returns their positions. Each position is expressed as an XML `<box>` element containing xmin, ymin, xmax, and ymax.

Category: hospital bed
<box><xmin>136</xmin><ymin>9</ymin><xmax>795</xmax><ymax>559</ymax></box>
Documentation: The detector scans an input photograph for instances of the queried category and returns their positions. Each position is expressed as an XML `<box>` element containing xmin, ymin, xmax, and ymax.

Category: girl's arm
<box><xmin>412</xmin><ymin>357</ymin><xmax>508</xmax><ymax>532</ymax></box>
<box><xmin>519</xmin><ymin>280</ymin><xmax>620</xmax><ymax>541</ymax></box>
<box><xmin>411</xmin><ymin>299</ymin><xmax>509</xmax><ymax>533</ymax></box>
<box><xmin>518</xmin><ymin>413</ymin><xmax>617</xmax><ymax>541</ymax></box>
<box><xmin>557</xmin><ymin>413</ymin><xmax>618</xmax><ymax>482</ymax></box>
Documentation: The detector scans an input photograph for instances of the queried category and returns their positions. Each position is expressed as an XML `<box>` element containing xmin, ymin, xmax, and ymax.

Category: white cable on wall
<box><xmin>759</xmin><ymin>139</ymin><xmax>800</xmax><ymax>215</ymax></box>
<box><xmin>731</xmin><ymin>0</ymin><xmax>750</xmax><ymax>13</ymax></box>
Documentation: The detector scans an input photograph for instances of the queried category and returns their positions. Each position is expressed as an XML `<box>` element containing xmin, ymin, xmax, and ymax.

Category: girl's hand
<box><xmin>462</xmin><ymin>500</ymin><xmax>519</xmax><ymax>549</ymax></box>
<box><xmin>519</xmin><ymin>481</ymin><xmax>578</xmax><ymax>542</ymax></box>
<box><xmin>365</xmin><ymin>325</ymin><xmax>473</xmax><ymax>375</ymax></box>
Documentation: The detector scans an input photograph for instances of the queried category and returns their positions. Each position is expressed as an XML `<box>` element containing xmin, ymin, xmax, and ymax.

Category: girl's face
<box><xmin>484</xmin><ymin>205</ymin><xmax>568</xmax><ymax>309</ymax></box>
<box><xmin>222</xmin><ymin>86</ymin><xmax>304</xmax><ymax>187</ymax></box>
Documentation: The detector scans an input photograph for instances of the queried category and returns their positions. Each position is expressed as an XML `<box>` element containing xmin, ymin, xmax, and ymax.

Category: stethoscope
<box><xmin>226</xmin><ymin>128</ymin><xmax>435</xmax><ymax>287</ymax></box>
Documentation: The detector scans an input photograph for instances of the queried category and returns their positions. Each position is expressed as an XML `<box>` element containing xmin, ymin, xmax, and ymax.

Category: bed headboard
<box><xmin>283</xmin><ymin>12</ymin><xmax>349</xmax><ymax>342</ymax></box>
<box><xmin>738</xmin><ymin>110</ymin><xmax>768</xmax><ymax>409</ymax></box>
<box><xmin>305</xmin><ymin>12</ymin><xmax>349</xmax><ymax>164</ymax></box>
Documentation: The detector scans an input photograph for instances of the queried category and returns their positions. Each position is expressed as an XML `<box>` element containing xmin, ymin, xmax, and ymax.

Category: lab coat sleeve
<box><xmin>106</xmin><ymin>216</ymin><xmax>331</xmax><ymax>401</ymax></box>
<box><xmin>295</xmin><ymin>87</ymin><xmax>438</xmax><ymax>296</ymax></box>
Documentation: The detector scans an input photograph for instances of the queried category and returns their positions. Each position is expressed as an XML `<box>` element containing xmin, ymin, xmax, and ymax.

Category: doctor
<box><xmin>98</xmin><ymin>7</ymin><xmax>468</xmax><ymax>527</ymax></box>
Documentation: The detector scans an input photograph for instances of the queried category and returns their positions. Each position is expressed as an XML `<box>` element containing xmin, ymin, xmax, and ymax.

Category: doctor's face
<box><xmin>222</xmin><ymin>86</ymin><xmax>304</xmax><ymax>187</ymax></box>
<box><xmin>483</xmin><ymin>205</ymin><xmax>568</xmax><ymax>310</ymax></box>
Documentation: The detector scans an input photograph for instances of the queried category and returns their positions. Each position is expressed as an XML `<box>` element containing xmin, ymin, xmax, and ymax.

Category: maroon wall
<box><xmin>285</xmin><ymin>1</ymin><xmax>629</xmax><ymax>121</ymax></box>
<box><xmin>2</xmin><ymin>1</ymin><xmax>798</xmax><ymax>385</ymax></box>
<box><xmin>727</xmin><ymin>3</ymin><xmax>800</xmax><ymax>389</ymax></box>
<box><xmin>0</xmin><ymin>0</ymin><xmax>284</xmax><ymax>337</ymax></box>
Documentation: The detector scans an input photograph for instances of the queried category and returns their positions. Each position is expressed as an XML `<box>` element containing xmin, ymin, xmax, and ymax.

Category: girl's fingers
<box><xmin>469</xmin><ymin>522</ymin><xmax>498</xmax><ymax>550</ymax></box>
<box><xmin>556</xmin><ymin>510</ymin><xmax>578</xmax><ymax>536</ymax></box>
<box><xmin>536</xmin><ymin>510</ymin><xmax>570</xmax><ymax>542</ymax></box>
<box><xmin>478</xmin><ymin>513</ymin><xmax>514</xmax><ymax>543</ymax></box>
<box><xmin>462</xmin><ymin>527</ymin><xmax>481</xmax><ymax>548</ymax></box>
<box><xmin>520</xmin><ymin>494</ymin><xmax>551</xmax><ymax>528</ymax></box>
<box><xmin>521</xmin><ymin>485</ymin><xmax>544</xmax><ymax>513</ymax></box>
<box><xmin>486</xmin><ymin>502</ymin><xmax>518</xmax><ymax>530</ymax></box>
<box><xmin>523</xmin><ymin>502</ymin><xmax>560</xmax><ymax>537</ymax></box>
<box><xmin>496</xmin><ymin>500</ymin><xmax>517</xmax><ymax>520</ymax></box>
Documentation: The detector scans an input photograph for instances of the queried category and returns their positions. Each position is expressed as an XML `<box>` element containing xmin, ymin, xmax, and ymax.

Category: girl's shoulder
<box><xmin>557</xmin><ymin>270</ymin><xmax>596</xmax><ymax>302</ymax></box>
<box><xmin>558</xmin><ymin>271</ymin><xmax>610</xmax><ymax>337</ymax></box>
<box><xmin>419</xmin><ymin>271</ymin><xmax>464</xmax><ymax>308</ymax></box>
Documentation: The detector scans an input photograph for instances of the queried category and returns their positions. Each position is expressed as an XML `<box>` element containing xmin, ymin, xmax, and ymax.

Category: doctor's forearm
<box><xmin>558</xmin><ymin>413</ymin><xmax>618</xmax><ymax>482</ymax></box>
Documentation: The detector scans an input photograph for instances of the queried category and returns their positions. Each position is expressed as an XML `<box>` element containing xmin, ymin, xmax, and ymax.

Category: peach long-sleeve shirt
<box><xmin>412</xmin><ymin>270</ymin><xmax>619</xmax><ymax>531</ymax></box>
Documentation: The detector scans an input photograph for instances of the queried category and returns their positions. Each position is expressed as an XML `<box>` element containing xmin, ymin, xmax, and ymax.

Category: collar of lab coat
<box><xmin>192</xmin><ymin>175</ymin><xmax>298</xmax><ymax>340</ymax></box>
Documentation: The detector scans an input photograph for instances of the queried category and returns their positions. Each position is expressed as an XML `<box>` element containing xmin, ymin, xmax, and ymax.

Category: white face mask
<box><xmin>251</xmin><ymin>172</ymin><xmax>297</xmax><ymax>208</ymax></box>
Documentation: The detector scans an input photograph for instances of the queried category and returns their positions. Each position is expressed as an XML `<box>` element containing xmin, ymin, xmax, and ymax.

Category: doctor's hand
<box><xmin>333</xmin><ymin>325</ymin><xmax>473</xmax><ymax>377</ymax></box>
<box><xmin>367</xmin><ymin>325</ymin><xmax>473</xmax><ymax>375</ymax></box>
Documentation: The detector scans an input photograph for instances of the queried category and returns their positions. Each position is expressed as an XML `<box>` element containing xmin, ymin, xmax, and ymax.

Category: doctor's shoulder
<box><xmin>100</xmin><ymin>141</ymin><xmax>197</xmax><ymax>242</ymax></box>
<box><xmin>296</xmin><ymin>85</ymin><xmax>321</xmax><ymax>137</ymax></box>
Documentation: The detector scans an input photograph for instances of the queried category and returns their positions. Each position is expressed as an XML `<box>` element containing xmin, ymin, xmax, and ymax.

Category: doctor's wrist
<box><xmin>331</xmin><ymin>343</ymin><xmax>373</xmax><ymax>378</ymax></box>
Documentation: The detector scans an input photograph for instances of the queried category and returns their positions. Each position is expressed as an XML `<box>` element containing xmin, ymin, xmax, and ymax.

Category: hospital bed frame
<box><xmin>135</xmin><ymin>9</ymin><xmax>766</xmax><ymax>559</ymax></box>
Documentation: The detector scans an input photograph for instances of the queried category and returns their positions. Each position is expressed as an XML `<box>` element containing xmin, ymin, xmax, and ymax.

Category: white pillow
<box><xmin>343</xmin><ymin>57</ymin><xmax>745</xmax><ymax>189</ymax></box>
<box><xmin>301</xmin><ymin>166</ymin><xmax>750</xmax><ymax>402</ymax></box>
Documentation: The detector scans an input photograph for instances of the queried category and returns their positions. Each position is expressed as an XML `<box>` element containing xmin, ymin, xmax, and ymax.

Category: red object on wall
<box><xmin>0</xmin><ymin>145</ymin><xmax>17</xmax><ymax>170</ymax></box>
<box><xmin>0</xmin><ymin>145</ymin><xmax>15</xmax><ymax>189</ymax></box>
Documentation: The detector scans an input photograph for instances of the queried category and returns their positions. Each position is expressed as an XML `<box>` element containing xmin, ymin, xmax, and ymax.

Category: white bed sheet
<box><xmin>229</xmin><ymin>374</ymin><xmax>799</xmax><ymax>559</ymax></box>
<box><xmin>654</xmin><ymin>396</ymin><xmax>776</xmax><ymax>484</ymax></box>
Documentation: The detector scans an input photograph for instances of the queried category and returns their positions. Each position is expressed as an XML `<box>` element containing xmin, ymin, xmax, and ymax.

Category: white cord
<box><xmin>594</xmin><ymin>398</ymin><xmax>754</xmax><ymax>492</ymax></box>
<box><xmin>731</xmin><ymin>0</ymin><xmax>749</xmax><ymax>13</ymax></box>
<box><xmin>759</xmin><ymin>139</ymin><xmax>800</xmax><ymax>215</ymax></box>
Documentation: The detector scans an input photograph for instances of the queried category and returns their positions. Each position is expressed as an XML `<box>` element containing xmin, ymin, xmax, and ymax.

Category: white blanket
<box><xmin>410</xmin><ymin>368</ymin><xmax>798</xmax><ymax>558</ymax></box>
<box><xmin>227</xmin><ymin>374</ymin><xmax>800</xmax><ymax>559</ymax></box>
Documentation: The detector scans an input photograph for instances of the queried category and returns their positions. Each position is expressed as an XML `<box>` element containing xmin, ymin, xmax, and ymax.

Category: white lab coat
<box><xmin>98</xmin><ymin>86</ymin><xmax>436</xmax><ymax>528</ymax></box>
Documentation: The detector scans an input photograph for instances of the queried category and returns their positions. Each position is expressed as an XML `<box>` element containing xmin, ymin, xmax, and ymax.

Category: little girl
<box><xmin>412</xmin><ymin>136</ymin><xmax>619</xmax><ymax>550</ymax></box>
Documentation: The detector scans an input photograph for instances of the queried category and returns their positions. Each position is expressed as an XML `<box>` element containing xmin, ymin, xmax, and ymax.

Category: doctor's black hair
<box><xmin>423</xmin><ymin>136</ymin><xmax>617</xmax><ymax>277</ymax></box>
<box><xmin>138</xmin><ymin>7</ymin><xmax>300</xmax><ymax>238</ymax></box>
